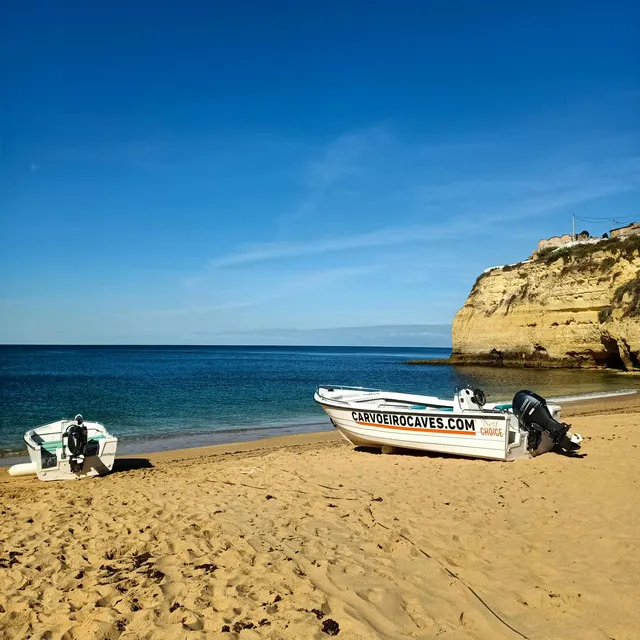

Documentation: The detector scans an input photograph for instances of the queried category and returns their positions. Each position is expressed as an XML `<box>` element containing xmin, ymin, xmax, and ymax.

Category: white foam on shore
<box><xmin>547</xmin><ymin>389</ymin><xmax>638</xmax><ymax>403</ymax></box>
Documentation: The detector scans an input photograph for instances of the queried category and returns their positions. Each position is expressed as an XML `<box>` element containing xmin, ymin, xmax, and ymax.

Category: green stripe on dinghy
<box><xmin>494</xmin><ymin>404</ymin><xmax>512</xmax><ymax>410</ymax></box>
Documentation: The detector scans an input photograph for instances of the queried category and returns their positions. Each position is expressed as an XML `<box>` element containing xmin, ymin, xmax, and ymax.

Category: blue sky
<box><xmin>1</xmin><ymin>0</ymin><xmax>638</xmax><ymax>345</ymax></box>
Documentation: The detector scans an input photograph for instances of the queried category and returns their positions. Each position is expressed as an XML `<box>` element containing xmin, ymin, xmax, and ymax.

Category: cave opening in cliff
<box><xmin>599</xmin><ymin>334</ymin><xmax>626</xmax><ymax>370</ymax></box>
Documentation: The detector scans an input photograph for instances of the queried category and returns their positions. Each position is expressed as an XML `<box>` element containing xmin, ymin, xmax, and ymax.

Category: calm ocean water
<box><xmin>1</xmin><ymin>345</ymin><xmax>638</xmax><ymax>461</ymax></box>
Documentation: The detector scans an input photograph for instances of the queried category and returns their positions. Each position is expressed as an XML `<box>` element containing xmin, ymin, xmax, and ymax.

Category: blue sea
<box><xmin>1</xmin><ymin>345</ymin><xmax>638</xmax><ymax>462</ymax></box>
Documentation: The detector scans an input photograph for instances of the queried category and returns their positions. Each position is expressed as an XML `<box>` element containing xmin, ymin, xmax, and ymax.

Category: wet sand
<box><xmin>1</xmin><ymin>394</ymin><xmax>639</xmax><ymax>639</ymax></box>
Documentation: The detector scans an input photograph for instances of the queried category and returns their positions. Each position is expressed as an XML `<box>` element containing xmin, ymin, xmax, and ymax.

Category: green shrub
<box><xmin>502</xmin><ymin>262</ymin><xmax>523</xmax><ymax>272</ymax></box>
<box><xmin>598</xmin><ymin>306</ymin><xmax>613</xmax><ymax>323</ymax></box>
<box><xmin>535</xmin><ymin>247</ymin><xmax>556</xmax><ymax>261</ymax></box>
<box><xmin>611</xmin><ymin>270</ymin><xmax>640</xmax><ymax>318</ymax></box>
<box><xmin>611</xmin><ymin>234</ymin><xmax>640</xmax><ymax>260</ymax></box>
<box><xmin>470</xmin><ymin>271</ymin><xmax>490</xmax><ymax>295</ymax></box>
<box><xmin>600</xmin><ymin>256</ymin><xmax>616</xmax><ymax>271</ymax></box>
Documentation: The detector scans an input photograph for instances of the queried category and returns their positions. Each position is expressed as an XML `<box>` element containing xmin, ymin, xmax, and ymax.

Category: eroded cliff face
<box><xmin>451</xmin><ymin>236</ymin><xmax>640</xmax><ymax>370</ymax></box>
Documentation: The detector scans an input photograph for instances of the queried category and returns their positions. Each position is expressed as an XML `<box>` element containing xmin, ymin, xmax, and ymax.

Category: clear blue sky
<box><xmin>1</xmin><ymin>0</ymin><xmax>638</xmax><ymax>345</ymax></box>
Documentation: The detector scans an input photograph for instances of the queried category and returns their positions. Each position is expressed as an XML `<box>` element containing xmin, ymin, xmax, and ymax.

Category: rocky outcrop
<box><xmin>451</xmin><ymin>236</ymin><xmax>640</xmax><ymax>370</ymax></box>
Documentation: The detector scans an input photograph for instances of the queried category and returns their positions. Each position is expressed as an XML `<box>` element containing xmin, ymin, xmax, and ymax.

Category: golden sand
<box><xmin>1</xmin><ymin>395</ymin><xmax>639</xmax><ymax>639</ymax></box>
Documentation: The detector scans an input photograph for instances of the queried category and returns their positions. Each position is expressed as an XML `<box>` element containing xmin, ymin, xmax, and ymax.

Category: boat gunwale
<box><xmin>313</xmin><ymin>394</ymin><xmax>511</xmax><ymax>420</ymax></box>
<box><xmin>24</xmin><ymin>421</ymin><xmax>113</xmax><ymax>451</ymax></box>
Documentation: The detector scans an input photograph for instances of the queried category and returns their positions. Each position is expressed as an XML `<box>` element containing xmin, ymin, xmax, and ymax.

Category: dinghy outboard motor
<box><xmin>512</xmin><ymin>391</ymin><xmax>581</xmax><ymax>454</ymax></box>
<box><xmin>65</xmin><ymin>414</ymin><xmax>88</xmax><ymax>473</ymax></box>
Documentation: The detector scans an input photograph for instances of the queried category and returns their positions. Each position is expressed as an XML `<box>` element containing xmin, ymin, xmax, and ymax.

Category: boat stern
<box><xmin>24</xmin><ymin>420</ymin><xmax>118</xmax><ymax>481</ymax></box>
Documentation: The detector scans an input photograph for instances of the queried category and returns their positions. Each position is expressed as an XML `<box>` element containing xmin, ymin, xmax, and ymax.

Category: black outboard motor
<box><xmin>512</xmin><ymin>390</ymin><xmax>580</xmax><ymax>454</ymax></box>
<box><xmin>65</xmin><ymin>414</ymin><xmax>88</xmax><ymax>473</ymax></box>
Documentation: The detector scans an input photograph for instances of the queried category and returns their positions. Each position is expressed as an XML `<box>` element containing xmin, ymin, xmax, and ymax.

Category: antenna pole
<box><xmin>572</xmin><ymin>213</ymin><xmax>575</xmax><ymax>241</ymax></box>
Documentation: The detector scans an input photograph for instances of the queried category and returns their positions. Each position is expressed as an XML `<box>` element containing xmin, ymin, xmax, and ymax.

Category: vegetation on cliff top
<box><xmin>536</xmin><ymin>234</ymin><xmax>640</xmax><ymax>266</ymax></box>
<box><xmin>470</xmin><ymin>234</ymin><xmax>640</xmax><ymax>297</ymax></box>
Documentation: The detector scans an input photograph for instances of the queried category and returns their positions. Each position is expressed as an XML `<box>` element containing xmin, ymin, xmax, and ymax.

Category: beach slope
<box><xmin>1</xmin><ymin>396</ymin><xmax>639</xmax><ymax>639</ymax></box>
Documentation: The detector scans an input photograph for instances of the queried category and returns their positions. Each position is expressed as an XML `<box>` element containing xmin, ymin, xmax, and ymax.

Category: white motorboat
<box><xmin>8</xmin><ymin>415</ymin><xmax>118</xmax><ymax>481</ymax></box>
<box><xmin>314</xmin><ymin>386</ymin><xmax>582</xmax><ymax>461</ymax></box>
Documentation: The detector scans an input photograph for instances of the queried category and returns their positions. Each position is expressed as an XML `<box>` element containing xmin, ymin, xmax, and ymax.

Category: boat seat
<box><xmin>410</xmin><ymin>404</ymin><xmax>453</xmax><ymax>411</ymax></box>
<box><xmin>41</xmin><ymin>441</ymin><xmax>63</xmax><ymax>454</ymax></box>
<box><xmin>39</xmin><ymin>435</ymin><xmax>104</xmax><ymax>454</ymax></box>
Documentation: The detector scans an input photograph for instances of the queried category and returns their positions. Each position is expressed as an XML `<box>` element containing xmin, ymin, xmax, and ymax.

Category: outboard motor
<box><xmin>65</xmin><ymin>414</ymin><xmax>88</xmax><ymax>473</ymax></box>
<box><xmin>512</xmin><ymin>391</ymin><xmax>581</xmax><ymax>454</ymax></box>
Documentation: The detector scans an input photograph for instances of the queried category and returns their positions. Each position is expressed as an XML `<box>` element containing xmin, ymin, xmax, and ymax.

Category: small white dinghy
<box><xmin>8</xmin><ymin>415</ymin><xmax>118</xmax><ymax>481</ymax></box>
<box><xmin>314</xmin><ymin>386</ymin><xmax>582</xmax><ymax>461</ymax></box>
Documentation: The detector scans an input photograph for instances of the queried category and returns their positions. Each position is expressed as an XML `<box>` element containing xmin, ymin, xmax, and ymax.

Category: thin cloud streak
<box><xmin>207</xmin><ymin>154</ymin><xmax>639</xmax><ymax>269</ymax></box>
<box><xmin>278</xmin><ymin>125</ymin><xmax>393</xmax><ymax>226</ymax></box>
<box><xmin>193</xmin><ymin>324</ymin><xmax>453</xmax><ymax>347</ymax></box>
<box><xmin>207</xmin><ymin>227</ymin><xmax>439</xmax><ymax>269</ymax></box>
<box><xmin>133</xmin><ymin>265</ymin><xmax>381</xmax><ymax>319</ymax></box>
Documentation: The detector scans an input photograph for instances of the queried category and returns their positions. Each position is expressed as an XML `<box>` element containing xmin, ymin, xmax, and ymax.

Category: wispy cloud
<box><xmin>205</xmin><ymin>151</ymin><xmax>639</xmax><ymax>269</ymax></box>
<box><xmin>191</xmin><ymin>324</ymin><xmax>453</xmax><ymax>347</ymax></box>
<box><xmin>146</xmin><ymin>265</ymin><xmax>381</xmax><ymax>318</ymax></box>
<box><xmin>206</xmin><ymin>219</ymin><xmax>488</xmax><ymax>269</ymax></box>
<box><xmin>278</xmin><ymin>125</ymin><xmax>393</xmax><ymax>226</ymax></box>
<box><xmin>206</xmin><ymin>228</ymin><xmax>425</xmax><ymax>268</ymax></box>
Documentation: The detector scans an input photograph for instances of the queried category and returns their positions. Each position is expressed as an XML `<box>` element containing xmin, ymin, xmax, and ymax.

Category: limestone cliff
<box><xmin>451</xmin><ymin>235</ymin><xmax>640</xmax><ymax>370</ymax></box>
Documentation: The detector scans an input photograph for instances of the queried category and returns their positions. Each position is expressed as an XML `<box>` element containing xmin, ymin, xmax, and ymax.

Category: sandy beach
<box><xmin>1</xmin><ymin>394</ymin><xmax>639</xmax><ymax>640</ymax></box>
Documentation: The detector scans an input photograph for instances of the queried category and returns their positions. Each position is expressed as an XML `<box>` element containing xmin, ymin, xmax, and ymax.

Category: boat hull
<box><xmin>314</xmin><ymin>387</ymin><xmax>555</xmax><ymax>461</ymax></box>
<box><xmin>24</xmin><ymin>420</ymin><xmax>118</xmax><ymax>481</ymax></box>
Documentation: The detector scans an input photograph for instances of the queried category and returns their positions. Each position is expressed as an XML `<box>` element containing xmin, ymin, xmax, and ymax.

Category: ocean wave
<box><xmin>548</xmin><ymin>389</ymin><xmax>638</xmax><ymax>403</ymax></box>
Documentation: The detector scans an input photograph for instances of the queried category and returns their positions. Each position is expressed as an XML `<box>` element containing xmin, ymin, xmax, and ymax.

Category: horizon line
<box><xmin>0</xmin><ymin>343</ymin><xmax>453</xmax><ymax>348</ymax></box>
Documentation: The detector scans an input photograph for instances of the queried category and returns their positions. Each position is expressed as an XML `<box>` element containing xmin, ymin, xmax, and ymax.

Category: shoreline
<box><xmin>2</xmin><ymin>390</ymin><xmax>637</xmax><ymax>469</ymax></box>
<box><xmin>2</xmin><ymin>390</ymin><xmax>637</xmax><ymax>474</ymax></box>
<box><xmin>406</xmin><ymin>357</ymin><xmax>640</xmax><ymax>371</ymax></box>
<box><xmin>106</xmin><ymin>390</ymin><xmax>640</xmax><ymax>468</ymax></box>
<box><xmin>0</xmin><ymin>418</ymin><xmax>334</xmax><ymax>468</ymax></box>
<box><xmin>0</xmin><ymin>430</ymin><xmax>344</xmax><ymax>484</ymax></box>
